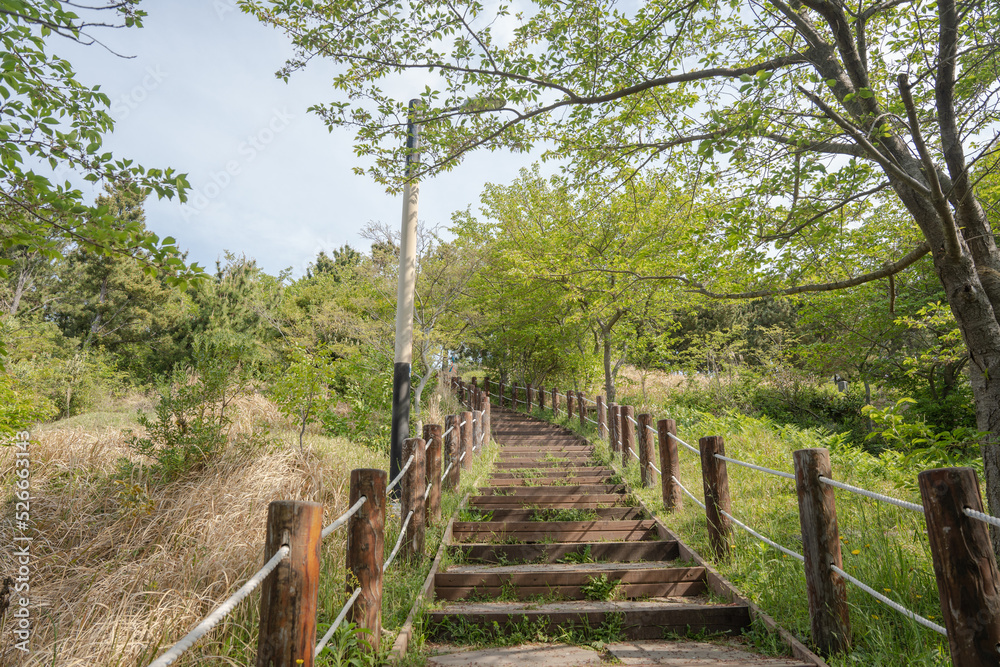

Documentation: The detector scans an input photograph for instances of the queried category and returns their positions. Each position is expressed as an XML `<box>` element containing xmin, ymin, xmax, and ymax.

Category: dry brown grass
<box><xmin>0</xmin><ymin>393</ymin><xmax>386</xmax><ymax>666</ymax></box>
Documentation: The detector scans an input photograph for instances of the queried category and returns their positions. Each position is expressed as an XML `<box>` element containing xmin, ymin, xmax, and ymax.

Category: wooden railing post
<box><xmin>423</xmin><ymin>424</ymin><xmax>442</xmax><ymax>526</ymax></box>
<box><xmin>658</xmin><ymin>419</ymin><xmax>682</xmax><ymax>511</ymax></box>
<box><xmin>793</xmin><ymin>448</ymin><xmax>850</xmax><ymax>655</ymax></box>
<box><xmin>577</xmin><ymin>391</ymin><xmax>586</xmax><ymax>430</ymax></box>
<box><xmin>444</xmin><ymin>415</ymin><xmax>460</xmax><ymax>490</ymax></box>
<box><xmin>460</xmin><ymin>410</ymin><xmax>473</xmax><ymax>471</ymax></box>
<box><xmin>473</xmin><ymin>409</ymin><xmax>484</xmax><ymax>450</ymax></box>
<box><xmin>597</xmin><ymin>396</ymin><xmax>607</xmax><ymax>439</ymax></box>
<box><xmin>472</xmin><ymin>376</ymin><xmax>478</xmax><ymax>389</ymax></box>
<box><xmin>638</xmin><ymin>413</ymin><xmax>656</xmax><ymax>487</ymax></box>
<box><xmin>621</xmin><ymin>406</ymin><xmax>636</xmax><ymax>468</ymax></box>
<box><xmin>552</xmin><ymin>387</ymin><xmax>559</xmax><ymax>416</ymax></box>
<box><xmin>610</xmin><ymin>404</ymin><xmax>621</xmax><ymax>453</ymax></box>
<box><xmin>401</xmin><ymin>437</ymin><xmax>426</xmax><ymax>561</ymax></box>
<box><xmin>566</xmin><ymin>390</ymin><xmax>575</xmax><ymax>422</ymax></box>
<box><xmin>257</xmin><ymin>500</ymin><xmax>322</xmax><ymax>665</ymax></box>
<box><xmin>484</xmin><ymin>376</ymin><xmax>491</xmax><ymax>398</ymax></box>
<box><xmin>526</xmin><ymin>382</ymin><xmax>533</xmax><ymax>411</ymax></box>
<box><xmin>483</xmin><ymin>396</ymin><xmax>491</xmax><ymax>446</ymax></box>
<box><xmin>345</xmin><ymin>469</ymin><xmax>386</xmax><ymax>653</ymax></box>
<box><xmin>919</xmin><ymin>467</ymin><xmax>1000</xmax><ymax>665</ymax></box>
<box><xmin>700</xmin><ymin>436</ymin><xmax>732</xmax><ymax>560</ymax></box>
<box><xmin>498</xmin><ymin>379</ymin><xmax>505</xmax><ymax>410</ymax></box>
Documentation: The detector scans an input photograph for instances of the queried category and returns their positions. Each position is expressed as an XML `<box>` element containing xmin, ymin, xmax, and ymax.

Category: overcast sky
<box><xmin>58</xmin><ymin>0</ymin><xmax>535</xmax><ymax>278</ymax></box>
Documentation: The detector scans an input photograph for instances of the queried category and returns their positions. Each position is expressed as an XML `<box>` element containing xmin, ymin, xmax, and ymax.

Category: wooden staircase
<box><xmin>424</xmin><ymin>410</ymin><xmax>825</xmax><ymax>665</ymax></box>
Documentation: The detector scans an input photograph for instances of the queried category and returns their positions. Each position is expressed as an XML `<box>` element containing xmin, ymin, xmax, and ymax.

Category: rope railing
<box><xmin>672</xmin><ymin>475</ymin><xmax>706</xmax><ymax>510</ymax></box>
<box><xmin>720</xmin><ymin>509</ymin><xmax>805</xmax><ymax>562</ymax></box>
<box><xmin>314</xmin><ymin>587</ymin><xmax>362</xmax><ymax>657</ymax></box>
<box><xmin>442</xmin><ymin>425</ymin><xmax>455</xmax><ymax>438</ymax></box>
<box><xmin>671</xmin><ymin>432</ymin><xmax>700</xmax><ymax>456</ymax></box>
<box><xmin>459</xmin><ymin>450</ymin><xmax>466</xmax><ymax>462</ymax></box>
<box><xmin>441</xmin><ymin>460</ymin><xmax>454</xmax><ymax>481</ymax></box>
<box><xmin>714</xmin><ymin>454</ymin><xmax>796</xmax><ymax>481</ymax></box>
<box><xmin>386</xmin><ymin>454</ymin><xmax>415</xmax><ymax>494</ymax></box>
<box><xmin>383</xmin><ymin>510</ymin><xmax>414</xmax><ymax>572</ymax></box>
<box><xmin>830</xmin><ymin>564</ymin><xmax>947</xmax><ymax>635</ymax></box>
<box><xmin>627</xmin><ymin>415</ymin><xmax>639</xmax><ymax>427</ymax></box>
<box><xmin>819</xmin><ymin>476</ymin><xmax>924</xmax><ymax>513</ymax></box>
<box><xmin>585</xmin><ymin>415</ymin><xmax>598</xmax><ymax>425</ymax></box>
<box><xmin>649</xmin><ymin>460</ymin><xmax>661</xmax><ymax>474</ymax></box>
<box><xmin>322</xmin><ymin>496</ymin><xmax>367</xmax><ymax>539</ymax></box>
<box><xmin>964</xmin><ymin>506</ymin><xmax>1000</xmax><ymax>529</ymax></box>
<box><xmin>423</xmin><ymin>480</ymin><xmax>433</xmax><ymax>501</ymax></box>
<box><xmin>148</xmin><ymin>546</ymin><xmax>290</xmax><ymax>667</ymax></box>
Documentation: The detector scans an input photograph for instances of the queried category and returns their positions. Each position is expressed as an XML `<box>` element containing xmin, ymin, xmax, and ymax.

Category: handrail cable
<box><xmin>649</xmin><ymin>461</ymin><xmax>661</xmax><ymax>474</ymax></box>
<box><xmin>830</xmin><ymin>564</ymin><xmax>946</xmax><ymax>635</ymax></box>
<box><xmin>671</xmin><ymin>433</ymin><xmax>700</xmax><ymax>456</ymax></box>
<box><xmin>322</xmin><ymin>496</ymin><xmax>367</xmax><ymax>539</ymax></box>
<box><xmin>819</xmin><ymin>476</ymin><xmax>924</xmax><ymax>513</ymax></box>
<box><xmin>314</xmin><ymin>587</ymin><xmax>362</xmax><ymax>657</ymax></box>
<box><xmin>148</xmin><ymin>546</ymin><xmax>290</xmax><ymax>667</ymax></box>
<box><xmin>386</xmin><ymin>454</ymin><xmax>414</xmax><ymax>494</ymax></box>
<box><xmin>441</xmin><ymin>461</ymin><xmax>454</xmax><ymax>481</ymax></box>
<box><xmin>720</xmin><ymin>509</ymin><xmax>805</xmax><ymax>562</ymax></box>
<box><xmin>714</xmin><ymin>454</ymin><xmax>796</xmax><ymax>481</ymax></box>
<box><xmin>424</xmin><ymin>480</ymin><xmax>433</xmax><ymax>501</ymax></box>
<box><xmin>442</xmin><ymin>425</ymin><xmax>455</xmax><ymax>438</ymax></box>
<box><xmin>964</xmin><ymin>507</ymin><xmax>1000</xmax><ymax>529</ymax></box>
<box><xmin>383</xmin><ymin>510</ymin><xmax>414</xmax><ymax>571</ymax></box>
<box><xmin>672</xmin><ymin>475</ymin><xmax>706</xmax><ymax>510</ymax></box>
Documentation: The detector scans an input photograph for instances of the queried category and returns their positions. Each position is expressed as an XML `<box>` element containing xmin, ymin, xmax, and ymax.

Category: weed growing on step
<box><xmin>581</xmin><ymin>574</ymin><xmax>622</xmax><ymax>601</ymax></box>
<box><xmin>531</xmin><ymin>508</ymin><xmax>599</xmax><ymax>522</ymax></box>
<box><xmin>557</xmin><ymin>545</ymin><xmax>597</xmax><ymax>564</ymax></box>
<box><xmin>458</xmin><ymin>508</ymin><xmax>494</xmax><ymax>522</ymax></box>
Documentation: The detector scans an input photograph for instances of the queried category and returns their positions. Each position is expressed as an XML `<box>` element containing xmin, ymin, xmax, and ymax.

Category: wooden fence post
<box><xmin>401</xmin><ymin>437</ymin><xmax>426</xmax><ymax>561</ymax></box>
<box><xmin>566</xmin><ymin>390</ymin><xmax>575</xmax><ymax>421</ymax></box>
<box><xmin>577</xmin><ymin>391</ymin><xmax>586</xmax><ymax>430</ymax></box>
<box><xmin>498</xmin><ymin>379</ymin><xmax>505</xmax><ymax>410</ymax></box>
<box><xmin>658</xmin><ymin>419</ymin><xmax>682</xmax><ymax>511</ymax></box>
<box><xmin>621</xmin><ymin>406</ymin><xmax>636</xmax><ymax>468</ymax></box>
<box><xmin>610</xmin><ymin>405</ymin><xmax>621</xmax><ymax>453</ymax></box>
<box><xmin>444</xmin><ymin>415</ymin><xmax>460</xmax><ymax>490</ymax></box>
<box><xmin>257</xmin><ymin>500</ymin><xmax>322</xmax><ymax>666</ymax></box>
<box><xmin>638</xmin><ymin>413</ymin><xmax>656</xmax><ymax>487</ymax></box>
<box><xmin>483</xmin><ymin>396</ymin><xmax>491</xmax><ymax>446</ymax></box>
<box><xmin>484</xmin><ymin>376</ymin><xmax>491</xmax><ymax>399</ymax></box>
<box><xmin>460</xmin><ymin>411</ymin><xmax>473</xmax><ymax>471</ymax></box>
<box><xmin>552</xmin><ymin>387</ymin><xmax>559</xmax><ymax>416</ymax></box>
<box><xmin>700</xmin><ymin>436</ymin><xmax>732</xmax><ymax>560</ymax></box>
<box><xmin>423</xmin><ymin>424</ymin><xmax>442</xmax><ymax>526</ymax></box>
<box><xmin>793</xmin><ymin>448</ymin><xmax>851</xmax><ymax>655</ymax></box>
<box><xmin>473</xmin><ymin>409</ymin><xmax>484</xmax><ymax>450</ymax></box>
<box><xmin>526</xmin><ymin>382</ymin><xmax>533</xmax><ymax>411</ymax></box>
<box><xmin>597</xmin><ymin>396</ymin><xmax>607</xmax><ymax>440</ymax></box>
<box><xmin>919</xmin><ymin>467</ymin><xmax>1000</xmax><ymax>666</ymax></box>
<box><xmin>538</xmin><ymin>385</ymin><xmax>546</xmax><ymax>411</ymax></box>
<box><xmin>345</xmin><ymin>469</ymin><xmax>386</xmax><ymax>653</ymax></box>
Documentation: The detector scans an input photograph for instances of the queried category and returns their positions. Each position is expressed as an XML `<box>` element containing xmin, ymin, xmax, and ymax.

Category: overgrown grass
<box><xmin>520</xmin><ymin>385</ymin><xmax>952</xmax><ymax>666</ymax></box>
<box><xmin>0</xmin><ymin>385</ymin><xmax>496</xmax><ymax>667</ymax></box>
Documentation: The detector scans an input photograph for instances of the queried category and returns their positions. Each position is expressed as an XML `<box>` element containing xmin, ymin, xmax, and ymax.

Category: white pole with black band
<box><xmin>389</xmin><ymin>98</ymin><xmax>422</xmax><ymax>495</ymax></box>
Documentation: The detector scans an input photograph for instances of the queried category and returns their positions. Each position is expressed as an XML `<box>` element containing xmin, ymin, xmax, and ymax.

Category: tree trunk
<box><xmin>603</xmin><ymin>335</ymin><xmax>616</xmax><ymax>404</ymax></box>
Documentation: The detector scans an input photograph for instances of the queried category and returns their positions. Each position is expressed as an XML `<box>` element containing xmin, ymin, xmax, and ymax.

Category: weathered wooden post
<box><xmin>597</xmin><ymin>396</ymin><xmax>607</xmax><ymax>439</ymax></box>
<box><xmin>621</xmin><ymin>406</ymin><xmax>636</xmax><ymax>468</ymax></box>
<box><xmin>793</xmin><ymin>448</ymin><xmax>850</xmax><ymax>655</ymax></box>
<box><xmin>444</xmin><ymin>414</ymin><xmax>460</xmax><ymax>490</ymax></box>
<box><xmin>577</xmin><ymin>391</ymin><xmax>586</xmax><ymax>430</ymax></box>
<box><xmin>610</xmin><ymin>404</ymin><xmax>622</xmax><ymax>453</ymax></box>
<box><xmin>638</xmin><ymin>413</ymin><xmax>656</xmax><ymax>487</ymax></box>
<box><xmin>483</xmin><ymin>395</ymin><xmax>491</xmax><ymax>446</ymax></box>
<box><xmin>538</xmin><ymin>385</ymin><xmax>545</xmax><ymax>411</ymax></box>
<box><xmin>552</xmin><ymin>387</ymin><xmax>559</xmax><ymax>416</ymax></box>
<box><xmin>658</xmin><ymin>418</ymin><xmax>682</xmax><ymax>510</ymax></box>
<box><xmin>484</xmin><ymin>376</ymin><xmax>491</xmax><ymax>399</ymax></box>
<box><xmin>460</xmin><ymin>410</ymin><xmax>473</xmax><ymax>471</ymax></box>
<box><xmin>401</xmin><ymin>437</ymin><xmax>426</xmax><ymax>560</ymax></box>
<box><xmin>257</xmin><ymin>500</ymin><xmax>322</xmax><ymax>665</ymax></box>
<box><xmin>700</xmin><ymin>436</ymin><xmax>732</xmax><ymax>560</ymax></box>
<box><xmin>498</xmin><ymin>379</ymin><xmax>505</xmax><ymax>410</ymax></box>
<box><xmin>919</xmin><ymin>467</ymin><xmax>1000</xmax><ymax>666</ymax></box>
<box><xmin>566</xmin><ymin>390</ymin><xmax>575</xmax><ymax>421</ymax></box>
<box><xmin>472</xmin><ymin>376</ymin><xmax>478</xmax><ymax>390</ymax></box>
<box><xmin>345</xmin><ymin>469</ymin><xmax>385</xmax><ymax>653</ymax></box>
<box><xmin>473</xmin><ymin>409</ymin><xmax>484</xmax><ymax>450</ymax></box>
<box><xmin>423</xmin><ymin>424</ymin><xmax>442</xmax><ymax>526</ymax></box>
<box><xmin>526</xmin><ymin>382</ymin><xmax>533</xmax><ymax>411</ymax></box>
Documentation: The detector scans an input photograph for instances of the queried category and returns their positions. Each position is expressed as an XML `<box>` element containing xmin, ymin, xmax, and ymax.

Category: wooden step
<box><xmin>452</xmin><ymin>519</ymin><xmax>657</xmax><ymax>543</ymax></box>
<box><xmin>427</xmin><ymin>599</ymin><xmax>753</xmax><ymax>640</ymax></box>
<box><xmin>490</xmin><ymin>468</ymin><xmax>613</xmax><ymax>479</ymax></box>
<box><xmin>495</xmin><ymin>461</ymin><xmax>600</xmax><ymax>469</ymax></box>
<box><xmin>466</xmin><ymin>507</ymin><xmax>645</xmax><ymax>522</ymax></box>
<box><xmin>448</xmin><ymin>540</ymin><xmax>679</xmax><ymax>564</ymax></box>
<box><xmin>485</xmin><ymin>476</ymin><xmax>613</xmax><ymax>486</ymax></box>
<box><xmin>435</xmin><ymin>562</ymin><xmax>707</xmax><ymax>600</ymax></box>
<box><xmin>478</xmin><ymin>484</ymin><xmax>626</xmax><ymax>496</ymax></box>
<box><xmin>470</xmin><ymin>494</ymin><xmax>628</xmax><ymax>508</ymax></box>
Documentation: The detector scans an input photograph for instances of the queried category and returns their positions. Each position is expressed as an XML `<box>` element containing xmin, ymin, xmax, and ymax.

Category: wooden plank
<box><xmin>448</xmin><ymin>541</ymin><xmax>679</xmax><ymax>564</ymax></box>
<box><xmin>437</xmin><ymin>565</ymin><xmax>706</xmax><ymax>587</ymax></box>
<box><xmin>477</xmin><ymin>484</ymin><xmax>626</xmax><ymax>496</ymax></box>
<box><xmin>470</xmin><ymin>494</ymin><xmax>627</xmax><ymax>508</ymax></box>
<box><xmin>435</xmin><ymin>580</ymin><xmax>707</xmax><ymax>601</ymax></box>
<box><xmin>485</xmin><ymin>476</ymin><xmax>613</xmax><ymax>486</ymax></box>
<box><xmin>471</xmin><ymin>507</ymin><xmax>644</xmax><ymax>522</ymax></box>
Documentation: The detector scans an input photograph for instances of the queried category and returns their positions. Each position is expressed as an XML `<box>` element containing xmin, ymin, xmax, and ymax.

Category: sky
<box><xmin>57</xmin><ymin>0</ymin><xmax>536</xmax><ymax>278</ymax></box>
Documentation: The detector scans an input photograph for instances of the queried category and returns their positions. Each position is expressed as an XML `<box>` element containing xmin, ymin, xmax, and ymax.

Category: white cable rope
<box><xmin>459</xmin><ymin>451</ymin><xmax>467</xmax><ymax>462</ymax></box>
<box><xmin>672</xmin><ymin>475</ymin><xmax>706</xmax><ymax>510</ymax></box>
<box><xmin>964</xmin><ymin>507</ymin><xmax>1000</xmax><ymax>529</ymax></box>
<box><xmin>314</xmin><ymin>587</ymin><xmax>362</xmax><ymax>657</ymax></box>
<box><xmin>720</xmin><ymin>509</ymin><xmax>805</xmax><ymax>562</ymax></box>
<box><xmin>442</xmin><ymin>425</ymin><xmax>455</xmax><ymax>438</ymax></box>
<box><xmin>386</xmin><ymin>455</ymin><xmax>415</xmax><ymax>494</ymax></box>
<box><xmin>627</xmin><ymin>415</ymin><xmax>639</xmax><ymax>426</ymax></box>
<box><xmin>830</xmin><ymin>564</ymin><xmax>946</xmax><ymax>635</ymax></box>
<box><xmin>671</xmin><ymin>433</ymin><xmax>700</xmax><ymax>456</ymax></box>
<box><xmin>424</xmin><ymin>480</ymin><xmax>433</xmax><ymax>501</ymax></box>
<box><xmin>714</xmin><ymin>454</ymin><xmax>796</xmax><ymax>481</ymax></box>
<box><xmin>648</xmin><ymin>461</ymin><xmax>661</xmax><ymax>474</ymax></box>
<box><xmin>441</xmin><ymin>461</ymin><xmax>454</xmax><ymax>481</ymax></box>
<box><xmin>322</xmin><ymin>496</ymin><xmax>367</xmax><ymax>539</ymax></box>
<box><xmin>148</xmin><ymin>546</ymin><xmax>290</xmax><ymax>667</ymax></box>
<box><xmin>646</xmin><ymin>424</ymin><xmax>657</xmax><ymax>434</ymax></box>
<box><xmin>583</xmin><ymin>396</ymin><xmax>597</xmax><ymax>404</ymax></box>
<box><xmin>383</xmin><ymin>510</ymin><xmax>414</xmax><ymax>572</ymax></box>
<box><xmin>459</xmin><ymin>419</ymin><xmax>468</xmax><ymax>428</ymax></box>
<box><xmin>629</xmin><ymin>447</ymin><xmax>640</xmax><ymax>461</ymax></box>
<box><xmin>819</xmin><ymin>476</ymin><xmax>924</xmax><ymax>513</ymax></box>
<box><xmin>585</xmin><ymin>416</ymin><xmax>598</xmax><ymax>424</ymax></box>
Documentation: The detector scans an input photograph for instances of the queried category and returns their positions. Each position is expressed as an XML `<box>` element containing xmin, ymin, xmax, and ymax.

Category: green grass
<box><xmin>531</xmin><ymin>508</ymin><xmax>599</xmax><ymax>522</ymax></box>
